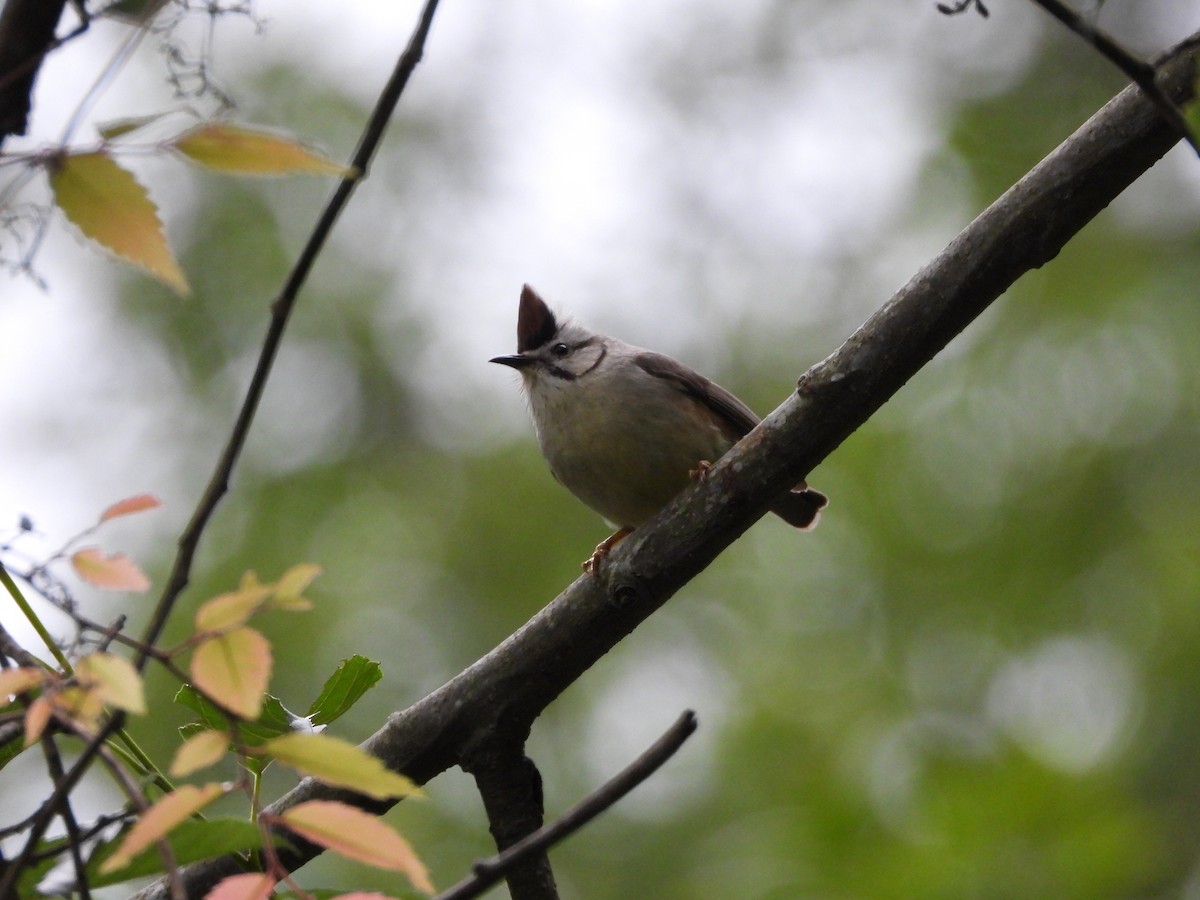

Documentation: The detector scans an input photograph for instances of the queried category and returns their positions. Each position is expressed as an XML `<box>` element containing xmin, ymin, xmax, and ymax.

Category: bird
<box><xmin>491</xmin><ymin>285</ymin><xmax>827</xmax><ymax>575</ymax></box>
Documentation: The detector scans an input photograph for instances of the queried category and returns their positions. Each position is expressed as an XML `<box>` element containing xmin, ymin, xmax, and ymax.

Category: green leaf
<box><xmin>18</xmin><ymin>813</ymin><xmax>272</xmax><ymax>893</ymax></box>
<box><xmin>0</xmin><ymin>711</ymin><xmax>28</xmax><ymax>773</ymax></box>
<box><xmin>175</xmin><ymin>685</ymin><xmax>293</xmax><ymax>745</ymax></box>
<box><xmin>307</xmin><ymin>655</ymin><xmax>383</xmax><ymax>727</ymax></box>
<box><xmin>88</xmin><ymin>817</ymin><xmax>279</xmax><ymax>888</ymax></box>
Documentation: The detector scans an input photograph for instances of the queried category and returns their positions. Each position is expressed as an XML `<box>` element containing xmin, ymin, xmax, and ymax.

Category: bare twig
<box><xmin>133</xmin><ymin>0</ymin><xmax>443</xmax><ymax>669</ymax></box>
<box><xmin>1027</xmin><ymin>0</ymin><xmax>1199</xmax><ymax>155</ymax></box>
<box><xmin>38</xmin><ymin>737</ymin><xmax>91</xmax><ymax>900</ymax></box>
<box><xmin>0</xmin><ymin>4</ymin><xmax>443</xmax><ymax>893</ymax></box>
<box><xmin>131</xmin><ymin>29</ymin><xmax>1200</xmax><ymax>900</ymax></box>
<box><xmin>439</xmin><ymin>711</ymin><xmax>698</xmax><ymax>900</ymax></box>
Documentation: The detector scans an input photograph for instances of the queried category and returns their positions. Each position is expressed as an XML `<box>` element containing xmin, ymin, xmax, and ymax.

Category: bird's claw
<box><xmin>582</xmin><ymin>527</ymin><xmax>634</xmax><ymax>577</ymax></box>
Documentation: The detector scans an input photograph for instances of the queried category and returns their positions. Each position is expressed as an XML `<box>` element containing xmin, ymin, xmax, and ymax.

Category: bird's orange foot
<box><xmin>583</xmin><ymin>527</ymin><xmax>634</xmax><ymax>577</ymax></box>
<box><xmin>689</xmin><ymin>460</ymin><xmax>714</xmax><ymax>482</ymax></box>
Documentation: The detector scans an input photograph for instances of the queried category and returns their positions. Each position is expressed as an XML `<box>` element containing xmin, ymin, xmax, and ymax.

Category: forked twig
<box><xmin>437</xmin><ymin>711</ymin><xmax>699</xmax><ymax>900</ymax></box>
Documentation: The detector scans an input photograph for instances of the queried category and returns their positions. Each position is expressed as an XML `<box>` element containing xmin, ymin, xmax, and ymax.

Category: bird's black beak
<box><xmin>490</xmin><ymin>354</ymin><xmax>534</xmax><ymax>369</ymax></box>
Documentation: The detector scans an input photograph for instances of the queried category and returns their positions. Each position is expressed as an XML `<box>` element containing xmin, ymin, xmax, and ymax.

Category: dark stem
<box><xmin>1027</xmin><ymin>0</ymin><xmax>1198</xmax><ymax>154</ymax></box>
<box><xmin>464</xmin><ymin>743</ymin><xmax>558</xmax><ymax>900</ymax></box>
<box><xmin>38</xmin><ymin>737</ymin><xmax>90</xmax><ymax>900</ymax></box>
<box><xmin>439</xmin><ymin>711</ymin><xmax>698</xmax><ymax>900</ymax></box>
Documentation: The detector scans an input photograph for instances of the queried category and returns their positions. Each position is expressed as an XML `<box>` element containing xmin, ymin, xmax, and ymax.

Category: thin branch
<box><xmin>438</xmin><ymin>711</ymin><xmax>698</xmax><ymax>900</ymax></box>
<box><xmin>131</xmin><ymin>29</ymin><xmax>1200</xmax><ymax>900</ymax></box>
<box><xmin>0</xmin><ymin>1</ymin><xmax>443</xmax><ymax>889</ymax></box>
<box><xmin>1028</xmin><ymin>0</ymin><xmax>1199</xmax><ymax>155</ymax></box>
<box><xmin>38</xmin><ymin>736</ymin><xmax>91</xmax><ymax>900</ymax></box>
<box><xmin>133</xmin><ymin>0</ymin><xmax>443</xmax><ymax>669</ymax></box>
<box><xmin>93</xmin><ymin>742</ymin><xmax>186</xmax><ymax>900</ymax></box>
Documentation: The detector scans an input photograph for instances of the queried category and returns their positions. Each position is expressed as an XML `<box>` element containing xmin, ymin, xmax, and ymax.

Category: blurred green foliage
<box><xmin>11</xmin><ymin>3</ymin><xmax>1200</xmax><ymax>898</ymax></box>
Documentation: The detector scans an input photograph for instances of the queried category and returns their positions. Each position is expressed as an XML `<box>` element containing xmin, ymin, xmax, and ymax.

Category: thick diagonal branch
<box><xmin>134</xmin><ymin>29</ymin><xmax>1199</xmax><ymax>900</ymax></box>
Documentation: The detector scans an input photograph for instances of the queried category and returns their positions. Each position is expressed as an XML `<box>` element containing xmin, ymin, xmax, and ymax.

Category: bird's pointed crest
<box><xmin>517</xmin><ymin>285</ymin><xmax>558</xmax><ymax>353</ymax></box>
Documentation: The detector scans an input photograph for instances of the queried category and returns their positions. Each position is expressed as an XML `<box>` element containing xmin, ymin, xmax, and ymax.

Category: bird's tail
<box><xmin>771</xmin><ymin>485</ymin><xmax>828</xmax><ymax>530</ymax></box>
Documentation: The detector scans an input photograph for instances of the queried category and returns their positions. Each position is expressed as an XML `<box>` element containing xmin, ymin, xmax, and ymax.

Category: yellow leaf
<box><xmin>203</xmin><ymin>872</ymin><xmax>277</xmax><ymax>900</ymax></box>
<box><xmin>0</xmin><ymin>667</ymin><xmax>44</xmax><ymax>700</ymax></box>
<box><xmin>170</xmin><ymin>729</ymin><xmax>230</xmax><ymax>777</ymax></box>
<box><xmin>280</xmin><ymin>801</ymin><xmax>433</xmax><ymax>893</ymax></box>
<box><xmin>172</xmin><ymin>123</ymin><xmax>355</xmax><ymax>177</ymax></box>
<box><xmin>190</xmin><ymin>627</ymin><xmax>272</xmax><ymax>720</ymax></box>
<box><xmin>99</xmin><ymin>493</ymin><xmax>162</xmax><ymax>522</ymax></box>
<box><xmin>53</xmin><ymin>684</ymin><xmax>105</xmax><ymax>734</ymax></box>
<box><xmin>76</xmin><ymin>652</ymin><xmax>146</xmax><ymax>715</ymax></box>
<box><xmin>194</xmin><ymin>584</ymin><xmax>274</xmax><ymax>633</ymax></box>
<box><xmin>99</xmin><ymin>783</ymin><xmax>228</xmax><ymax>874</ymax></box>
<box><xmin>269</xmin><ymin>563</ymin><xmax>321</xmax><ymax>611</ymax></box>
<box><xmin>48</xmin><ymin>151</ymin><xmax>189</xmax><ymax>295</ymax></box>
<box><xmin>71</xmin><ymin>547</ymin><xmax>151</xmax><ymax>592</ymax></box>
<box><xmin>261</xmin><ymin>733</ymin><xmax>420</xmax><ymax>801</ymax></box>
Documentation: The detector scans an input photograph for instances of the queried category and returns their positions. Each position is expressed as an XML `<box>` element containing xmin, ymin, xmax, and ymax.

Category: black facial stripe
<box><xmin>544</xmin><ymin>343</ymin><xmax>606</xmax><ymax>382</ymax></box>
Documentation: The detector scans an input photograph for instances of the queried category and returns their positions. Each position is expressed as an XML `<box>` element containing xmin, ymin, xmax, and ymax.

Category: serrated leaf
<box><xmin>48</xmin><ymin>151</ymin><xmax>189</xmax><ymax>294</ymax></box>
<box><xmin>169</xmin><ymin>729</ymin><xmax>230</xmax><ymax>777</ymax></box>
<box><xmin>280</xmin><ymin>801</ymin><xmax>432</xmax><ymax>893</ymax></box>
<box><xmin>71</xmin><ymin>547</ymin><xmax>151</xmax><ymax>592</ymax></box>
<box><xmin>99</xmin><ymin>783</ymin><xmax>228</xmax><ymax>873</ymax></box>
<box><xmin>76</xmin><ymin>652</ymin><xmax>146</xmax><ymax>714</ymax></box>
<box><xmin>172</xmin><ymin>123</ymin><xmax>354</xmax><ymax>177</ymax></box>
<box><xmin>176</xmin><ymin>686</ymin><xmax>293</xmax><ymax>745</ymax></box>
<box><xmin>191</xmin><ymin>627</ymin><xmax>272</xmax><ymax>720</ymax></box>
<box><xmin>261</xmin><ymin>733</ymin><xmax>421</xmax><ymax>801</ymax></box>
<box><xmin>307</xmin><ymin>656</ymin><xmax>382</xmax><ymax>727</ymax></box>
<box><xmin>99</xmin><ymin>493</ymin><xmax>162</xmax><ymax>522</ymax></box>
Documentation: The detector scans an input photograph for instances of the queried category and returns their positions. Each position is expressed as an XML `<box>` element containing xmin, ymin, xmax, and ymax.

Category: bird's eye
<box><xmin>551</xmin><ymin>342</ymin><xmax>570</xmax><ymax>357</ymax></box>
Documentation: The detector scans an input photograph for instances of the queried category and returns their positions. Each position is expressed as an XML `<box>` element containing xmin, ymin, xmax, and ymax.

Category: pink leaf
<box><xmin>100</xmin><ymin>493</ymin><xmax>162</xmax><ymax>522</ymax></box>
<box><xmin>99</xmin><ymin>783</ymin><xmax>228</xmax><ymax>873</ymax></box>
<box><xmin>203</xmin><ymin>872</ymin><xmax>276</xmax><ymax>900</ymax></box>
<box><xmin>280</xmin><ymin>801</ymin><xmax>433</xmax><ymax>893</ymax></box>
<box><xmin>71</xmin><ymin>547</ymin><xmax>151</xmax><ymax>592</ymax></box>
<box><xmin>190</xmin><ymin>627</ymin><xmax>272</xmax><ymax>720</ymax></box>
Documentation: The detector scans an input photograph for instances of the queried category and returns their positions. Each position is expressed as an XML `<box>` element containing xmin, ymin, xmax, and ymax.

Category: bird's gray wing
<box><xmin>633</xmin><ymin>351</ymin><xmax>760</xmax><ymax>438</ymax></box>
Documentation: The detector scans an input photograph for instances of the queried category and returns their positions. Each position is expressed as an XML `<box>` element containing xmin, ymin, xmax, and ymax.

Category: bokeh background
<box><xmin>3</xmin><ymin>1</ymin><xmax>1200</xmax><ymax>897</ymax></box>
